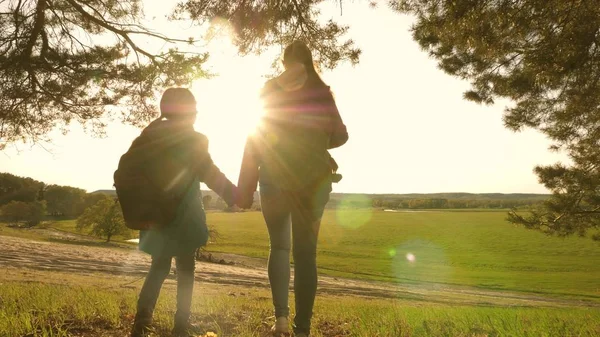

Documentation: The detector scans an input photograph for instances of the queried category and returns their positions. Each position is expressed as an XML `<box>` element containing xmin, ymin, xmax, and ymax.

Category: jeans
<box><xmin>260</xmin><ymin>181</ymin><xmax>331</xmax><ymax>335</ymax></box>
<box><xmin>133</xmin><ymin>254</ymin><xmax>196</xmax><ymax>331</ymax></box>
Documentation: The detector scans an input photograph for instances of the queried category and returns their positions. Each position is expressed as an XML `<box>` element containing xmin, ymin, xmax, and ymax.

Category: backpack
<box><xmin>114</xmin><ymin>125</ymin><xmax>192</xmax><ymax>230</ymax></box>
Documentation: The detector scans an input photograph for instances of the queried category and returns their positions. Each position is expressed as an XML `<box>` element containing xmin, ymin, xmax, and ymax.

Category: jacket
<box><xmin>238</xmin><ymin>64</ymin><xmax>348</xmax><ymax>201</ymax></box>
<box><xmin>127</xmin><ymin>119</ymin><xmax>236</xmax><ymax>257</ymax></box>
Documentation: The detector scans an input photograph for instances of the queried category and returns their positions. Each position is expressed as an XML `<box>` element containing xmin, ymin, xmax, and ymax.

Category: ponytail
<box><xmin>283</xmin><ymin>41</ymin><xmax>326</xmax><ymax>88</ymax></box>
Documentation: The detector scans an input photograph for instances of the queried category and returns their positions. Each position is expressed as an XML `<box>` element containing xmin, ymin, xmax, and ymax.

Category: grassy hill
<box><xmin>2</xmin><ymin>208</ymin><xmax>599</xmax><ymax>336</ymax></box>
<box><xmin>206</xmin><ymin>209</ymin><xmax>600</xmax><ymax>298</ymax></box>
<box><xmin>90</xmin><ymin>189</ymin><xmax>117</xmax><ymax>196</ymax></box>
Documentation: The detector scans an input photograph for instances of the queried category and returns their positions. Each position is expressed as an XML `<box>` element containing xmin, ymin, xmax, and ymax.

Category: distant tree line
<box><xmin>326</xmin><ymin>193</ymin><xmax>549</xmax><ymax>210</ymax></box>
<box><xmin>202</xmin><ymin>190</ymin><xmax>547</xmax><ymax>211</ymax></box>
<box><xmin>0</xmin><ymin>172</ymin><xmax>128</xmax><ymax>242</ymax></box>
<box><xmin>0</xmin><ymin>173</ymin><xmax>108</xmax><ymax>219</ymax></box>
<box><xmin>202</xmin><ymin>192</ymin><xmax>261</xmax><ymax>212</ymax></box>
<box><xmin>369</xmin><ymin>198</ymin><xmax>543</xmax><ymax>210</ymax></box>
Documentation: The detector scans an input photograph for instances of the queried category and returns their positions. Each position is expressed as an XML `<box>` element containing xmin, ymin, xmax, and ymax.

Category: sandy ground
<box><xmin>0</xmin><ymin>233</ymin><xmax>597</xmax><ymax>308</ymax></box>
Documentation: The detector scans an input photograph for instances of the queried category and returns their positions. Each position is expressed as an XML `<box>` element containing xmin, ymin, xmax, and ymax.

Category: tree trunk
<box><xmin>106</xmin><ymin>234</ymin><xmax>111</xmax><ymax>243</ymax></box>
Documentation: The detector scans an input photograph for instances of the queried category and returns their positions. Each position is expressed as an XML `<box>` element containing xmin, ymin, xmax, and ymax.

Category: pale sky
<box><xmin>1</xmin><ymin>2</ymin><xmax>567</xmax><ymax>194</ymax></box>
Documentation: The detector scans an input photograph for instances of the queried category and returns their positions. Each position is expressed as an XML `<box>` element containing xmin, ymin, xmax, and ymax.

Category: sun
<box><xmin>185</xmin><ymin>36</ymin><xmax>273</xmax><ymax>177</ymax></box>
<box><xmin>188</xmin><ymin>59</ymin><xmax>266</xmax><ymax>178</ymax></box>
<box><xmin>191</xmin><ymin>72</ymin><xmax>264</xmax><ymax>139</ymax></box>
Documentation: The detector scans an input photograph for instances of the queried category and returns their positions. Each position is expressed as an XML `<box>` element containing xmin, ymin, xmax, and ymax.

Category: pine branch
<box><xmin>77</xmin><ymin>1</ymin><xmax>200</xmax><ymax>44</ymax></box>
<box><xmin>64</xmin><ymin>0</ymin><xmax>157</xmax><ymax>63</ymax></box>
<box><xmin>22</xmin><ymin>0</ymin><xmax>46</xmax><ymax>58</ymax></box>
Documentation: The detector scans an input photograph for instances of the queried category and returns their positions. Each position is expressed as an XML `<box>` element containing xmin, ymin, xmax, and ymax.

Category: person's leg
<box><xmin>290</xmin><ymin>183</ymin><xmax>331</xmax><ymax>336</ymax></box>
<box><xmin>260</xmin><ymin>185</ymin><xmax>292</xmax><ymax>322</ymax></box>
<box><xmin>173</xmin><ymin>254</ymin><xmax>196</xmax><ymax>331</ymax></box>
<box><xmin>132</xmin><ymin>255</ymin><xmax>172</xmax><ymax>335</ymax></box>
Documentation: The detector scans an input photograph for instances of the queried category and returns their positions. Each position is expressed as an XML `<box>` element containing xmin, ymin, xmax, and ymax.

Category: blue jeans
<box><xmin>133</xmin><ymin>254</ymin><xmax>195</xmax><ymax>333</ymax></box>
<box><xmin>260</xmin><ymin>181</ymin><xmax>331</xmax><ymax>335</ymax></box>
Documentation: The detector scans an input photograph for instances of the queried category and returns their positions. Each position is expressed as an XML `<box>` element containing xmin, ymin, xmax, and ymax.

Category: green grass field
<box><xmin>10</xmin><ymin>209</ymin><xmax>600</xmax><ymax>298</ymax></box>
<box><xmin>1</xmin><ymin>273</ymin><xmax>599</xmax><ymax>337</ymax></box>
<box><xmin>205</xmin><ymin>210</ymin><xmax>600</xmax><ymax>298</ymax></box>
<box><xmin>2</xmin><ymin>209</ymin><xmax>600</xmax><ymax>336</ymax></box>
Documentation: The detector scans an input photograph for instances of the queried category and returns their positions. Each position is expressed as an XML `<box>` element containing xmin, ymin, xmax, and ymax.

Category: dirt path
<box><xmin>0</xmin><ymin>235</ymin><xmax>597</xmax><ymax>308</ymax></box>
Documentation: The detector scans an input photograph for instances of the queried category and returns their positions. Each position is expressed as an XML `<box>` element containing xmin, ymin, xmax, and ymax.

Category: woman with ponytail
<box><xmin>237</xmin><ymin>41</ymin><xmax>348</xmax><ymax>337</ymax></box>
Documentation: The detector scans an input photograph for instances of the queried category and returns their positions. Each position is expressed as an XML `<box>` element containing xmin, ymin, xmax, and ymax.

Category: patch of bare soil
<box><xmin>0</xmin><ymin>235</ymin><xmax>597</xmax><ymax>308</ymax></box>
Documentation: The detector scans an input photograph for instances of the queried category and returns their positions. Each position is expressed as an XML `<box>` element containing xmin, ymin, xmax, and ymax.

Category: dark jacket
<box><xmin>129</xmin><ymin>119</ymin><xmax>236</xmax><ymax>256</ymax></box>
<box><xmin>238</xmin><ymin>65</ymin><xmax>348</xmax><ymax>201</ymax></box>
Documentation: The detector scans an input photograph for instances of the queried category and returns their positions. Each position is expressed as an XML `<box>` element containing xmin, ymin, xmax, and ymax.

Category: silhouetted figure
<box><xmin>238</xmin><ymin>41</ymin><xmax>348</xmax><ymax>337</ymax></box>
<box><xmin>130</xmin><ymin>88</ymin><xmax>236</xmax><ymax>337</ymax></box>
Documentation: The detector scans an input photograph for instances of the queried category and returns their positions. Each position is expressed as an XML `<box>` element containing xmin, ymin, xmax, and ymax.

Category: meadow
<box><xmin>1</xmin><ymin>209</ymin><xmax>600</xmax><ymax>336</ymax></box>
<box><xmin>1</xmin><ymin>270</ymin><xmax>600</xmax><ymax>337</ymax></box>
<box><xmin>206</xmin><ymin>209</ymin><xmax>600</xmax><ymax>298</ymax></box>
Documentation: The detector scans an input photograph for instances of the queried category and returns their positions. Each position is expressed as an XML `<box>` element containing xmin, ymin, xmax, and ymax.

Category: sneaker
<box><xmin>131</xmin><ymin>316</ymin><xmax>152</xmax><ymax>337</ymax></box>
<box><xmin>271</xmin><ymin>316</ymin><xmax>290</xmax><ymax>335</ymax></box>
<box><xmin>130</xmin><ymin>326</ymin><xmax>151</xmax><ymax>337</ymax></box>
<box><xmin>171</xmin><ymin>323</ymin><xmax>201</xmax><ymax>337</ymax></box>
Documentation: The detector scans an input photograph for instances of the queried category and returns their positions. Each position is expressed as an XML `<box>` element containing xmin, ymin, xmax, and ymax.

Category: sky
<box><xmin>1</xmin><ymin>1</ymin><xmax>567</xmax><ymax>194</ymax></box>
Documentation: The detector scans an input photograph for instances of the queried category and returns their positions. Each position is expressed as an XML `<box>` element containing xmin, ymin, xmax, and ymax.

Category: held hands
<box><xmin>236</xmin><ymin>195</ymin><xmax>254</xmax><ymax>209</ymax></box>
<box><xmin>224</xmin><ymin>186</ymin><xmax>252</xmax><ymax>210</ymax></box>
<box><xmin>234</xmin><ymin>187</ymin><xmax>254</xmax><ymax>209</ymax></box>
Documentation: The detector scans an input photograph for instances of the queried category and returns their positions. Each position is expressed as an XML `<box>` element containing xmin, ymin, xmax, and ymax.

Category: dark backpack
<box><xmin>114</xmin><ymin>157</ymin><xmax>184</xmax><ymax>231</ymax></box>
<box><xmin>114</xmin><ymin>126</ymin><xmax>192</xmax><ymax>230</ymax></box>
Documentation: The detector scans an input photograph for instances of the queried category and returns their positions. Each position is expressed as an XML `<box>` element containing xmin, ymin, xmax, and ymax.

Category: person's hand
<box><xmin>236</xmin><ymin>193</ymin><xmax>254</xmax><ymax>209</ymax></box>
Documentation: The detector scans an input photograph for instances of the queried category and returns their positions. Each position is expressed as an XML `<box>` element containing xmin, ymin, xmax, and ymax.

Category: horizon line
<box><xmin>90</xmin><ymin>188</ymin><xmax>550</xmax><ymax>196</ymax></box>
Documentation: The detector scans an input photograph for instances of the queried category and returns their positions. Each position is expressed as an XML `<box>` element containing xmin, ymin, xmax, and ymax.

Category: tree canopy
<box><xmin>174</xmin><ymin>0</ymin><xmax>361</xmax><ymax>69</ymax></box>
<box><xmin>44</xmin><ymin>184</ymin><xmax>86</xmax><ymax>216</ymax></box>
<box><xmin>0</xmin><ymin>173</ymin><xmax>43</xmax><ymax>205</ymax></box>
<box><xmin>393</xmin><ymin>0</ymin><xmax>600</xmax><ymax>239</ymax></box>
<box><xmin>0</xmin><ymin>0</ymin><xmax>360</xmax><ymax>149</ymax></box>
<box><xmin>0</xmin><ymin>0</ymin><xmax>209</xmax><ymax>147</ymax></box>
<box><xmin>76</xmin><ymin>197</ymin><xmax>129</xmax><ymax>242</ymax></box>
<box><xmin>0</xmin><ymin>172</ymin><xmax>115</xmax><ymax>219</ymax></box>
<box><xmin>0</xmin><ymin>200</ymin><xmax>45</xmax><ymax>226</ymax></box>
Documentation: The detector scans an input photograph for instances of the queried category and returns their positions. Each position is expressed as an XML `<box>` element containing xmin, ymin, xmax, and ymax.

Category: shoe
<box><xmin>172</xmin><ymin>322</ymin><xmax>201</xmax><ymax>337</ymax></box>
<box><xmin>271</xmin><ymin>316</ymin><xmax>290</xmax><ymax>335</ymax></box>
<box><xmin>131</xmin><ymin>313</ymin><xmax>152</xmax><ymax>337</ymax></box>
<box><xmin>130</xmin><ymin>326</ymin><xmax>151</xmax><ymax>337</ymax></box>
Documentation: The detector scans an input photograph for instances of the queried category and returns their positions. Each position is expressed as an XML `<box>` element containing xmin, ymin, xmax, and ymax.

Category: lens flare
<box><xmin>388</xmin><ymin>248</ymin><xmax>397</xmax><ymax>257</ymax></box>
<box><xmin>335</xmin><ymin>195</ymin><xmax>373</xmax><ymax>230</ymax></box>
<box><xmin>391</xmin><ymin>240</ymin><xmax>452</xmax><ymax>286</ymax></box>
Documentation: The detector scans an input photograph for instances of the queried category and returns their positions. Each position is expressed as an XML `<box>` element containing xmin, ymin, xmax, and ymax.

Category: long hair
<box><xmin>283</xmin><ymin>41</ymin><xmax>327</xmax><ymax>88</ymax></box>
